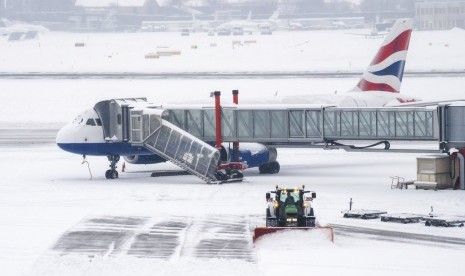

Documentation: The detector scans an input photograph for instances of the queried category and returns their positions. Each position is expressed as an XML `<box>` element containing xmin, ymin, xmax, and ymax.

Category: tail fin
<box><xmin>354</xmin><ymin>18</ymin><xmax>413</xmax><ymax>93</ymax></box>
<box><xmin>246</xmin><ymin>11</ymin><xmax>252</xmax><ymax>21</ymax></box>
<box><xmin>269</xmin><ymin>11</ymin><xmax>279</xmax><ymax>21</ymax></box>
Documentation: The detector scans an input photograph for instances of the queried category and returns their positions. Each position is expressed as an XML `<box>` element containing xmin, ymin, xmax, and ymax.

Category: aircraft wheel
<box><xmin>105</xmin><ymin>170</ymin><xmax>111</xmax><ymax>179</ymax></box>
<box><xmin>259</xmin><ymin>163</ymin><xmax>269</xmax><ymax>174</ymax></box>
<box><xmin>270</xmin><ymin>161</ymin><xmax>280</xmax><ymax>174</ymax></box>
<box><xmin>110</xmin><ymin>170</ymin><xmax>119</xmax><ymax>179</ymax></box>
<box><xmin>259</xmin><ymin>162</ymin><xmax>280</xmax><ymax>174</ymax></box>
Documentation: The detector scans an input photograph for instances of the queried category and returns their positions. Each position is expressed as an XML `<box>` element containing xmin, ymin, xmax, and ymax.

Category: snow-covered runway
<box><xmin>1</xmin><ymin>142</ymin><xmax>464</xmax><ymax>275</ymax></box>
<box><xmin>2</xmin><ymin>27</ymin><xmax>465</xmax><ymax>275</ymax></box>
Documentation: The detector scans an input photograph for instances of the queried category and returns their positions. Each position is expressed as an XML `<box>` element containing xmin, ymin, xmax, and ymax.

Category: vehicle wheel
<box><xmin>425</xmin><ymin>220</ymin><xmax>431</xmax><ymax>226</ymax></box>
<box><xmin>215</xmin><ymin>171</ymin><xmax>228</xmax><ymax>181</ymax></box>
<box><xmin>232</xmin><ymin>170</ymin><xmax>243</xmax><ymax>179</ymax></box>
<box><xmin>305</xmin><ymin>217</ymin><xmax>316</xmax><ymax>227</ymax></box>
<box><xmin>343</xmin><ymin>213</ymin><xmax>349</xmax><ymax>218</ymax></box>
<box><xmin>266</xmin><ymin>218</ymin><xmax>277</xmax><ymax>227</ymax></box>
<box><xmin>105</xmin><ymin>170</ymin><xmax>111</xmax><ymax>179</ymax></box>
<box><xmin>381</xmin><ymin>217</ymin><xmax>388</xmax><ymax>222</ymax></box>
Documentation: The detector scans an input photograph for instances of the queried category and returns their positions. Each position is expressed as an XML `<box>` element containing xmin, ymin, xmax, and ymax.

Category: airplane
<box><xmin>56</xmin><ymin>18</ymin><xmax>417</xmax><ymax>180</ymax></box>
<box><xmin>140</xmin><ymin>11</ymin><xmax>211</xmax><ymax>33</ymax></box>
<box><xmin>278</xmin><ymin>18</ymin><xmax>417</xmax><ymax>107</ymax></box>
<box><xmin>345</xmin><ymin>20</ymin><xmax>399</xmax><ymax>39</ymax></box>
<box><xmin>346</xmin><ymin>27</ymin><xmax>388</xmax><ymax>39</ymax></box>
<box><xmin>215</xmin><ymin>11</ymin><xmax>279</xmax><ymax>34</ymax></box>
<box><xmin>0</xmin><ymin>18</ymin><xmax>49</xmax><ymax>40</ymax></box>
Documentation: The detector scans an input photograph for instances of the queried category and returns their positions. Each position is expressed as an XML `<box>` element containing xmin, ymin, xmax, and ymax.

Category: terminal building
<box><xmin>415</xmin><ymin>1</ymin><xmax>465</xmax><ymax>30</ymax></box>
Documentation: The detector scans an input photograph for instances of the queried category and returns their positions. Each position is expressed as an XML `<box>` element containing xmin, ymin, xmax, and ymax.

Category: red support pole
<box><xmin>232</xmin><ymin>89</ymin><xmax>239</xmax><ymax>105</ymax></box>
<box><xmin>214</xmin><ymin>91</ymin><xmax>222</xmax><ymax>150</ymax></box>
<box><xmin>232</xmin><ymin>90</ymin><xmax>239</xmax><ymax>162</ymax></box>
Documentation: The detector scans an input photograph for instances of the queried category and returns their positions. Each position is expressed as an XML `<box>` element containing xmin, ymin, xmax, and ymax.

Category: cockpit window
<box><xmin>73</xmin><ymin>115</ymin><xmax>83</xmax><ymax>124</ymax></box>
<box><xmin>86</xmin><ymin>118</ymin><xmax>96</xmax><ymax>126</ymax></box>
<box><xmin>95</xmin><ymin>118</ymin><xmax>102</xmax><ymax>126</ymax></box>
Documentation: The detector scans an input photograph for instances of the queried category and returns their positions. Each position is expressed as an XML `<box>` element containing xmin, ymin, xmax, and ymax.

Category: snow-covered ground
<box><xmin>0</xmin><ymin>28</ymin><xmax>464</xmax><ymax>73</ymax></box>
<box><xmin>1</xmin><ymin>28</ymin><xmax>465</xmax><ymax>276</ymax></box>
<box><xmin>1</xmin><ymin>145</ymin><xmax>465</xmax><ymax>276</ymax></box>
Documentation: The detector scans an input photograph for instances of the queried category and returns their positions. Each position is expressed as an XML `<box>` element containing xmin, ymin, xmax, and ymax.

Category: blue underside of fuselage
<box><xmin>57</xmin><ymin>142</ymin><xmax>152</xmax><ymax>156</ymax></box>
<box><xmin>57</xmin><ymin>142</ymin><xmax>271</xmax><ymax>169</ymax></box>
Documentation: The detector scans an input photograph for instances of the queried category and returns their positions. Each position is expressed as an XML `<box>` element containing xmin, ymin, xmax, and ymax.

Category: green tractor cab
<box><xmin>265</xmin><ymin>186</ymin><xmax>316</xmax><ymax>228</ymax></box>
<box><xmin>254</xmin><ymin>186</ymin><xmax>333</xmax><ymax>243</ymax></box>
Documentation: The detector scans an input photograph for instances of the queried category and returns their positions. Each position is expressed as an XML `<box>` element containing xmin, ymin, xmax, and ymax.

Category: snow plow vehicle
<box><xmin>253</xmin><ymin>185</ymin><xmax>334</xmax><ymax>242</ymax></box>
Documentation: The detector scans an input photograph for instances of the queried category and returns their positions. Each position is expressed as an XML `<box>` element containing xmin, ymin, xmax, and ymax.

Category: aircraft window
<box><xmin>86</xmin><ymin>118</ymin><xmax>96</xmax><ymax>126</ymax></box>
<box><xmin>95</xmin><ymin>118</ymin><xmax>102</xmax><ymax>126</ymax></box>
<box><xmin>73</xmin><ymin>115</ymin><xmax>83</xmax><ymax>124</ymax></box>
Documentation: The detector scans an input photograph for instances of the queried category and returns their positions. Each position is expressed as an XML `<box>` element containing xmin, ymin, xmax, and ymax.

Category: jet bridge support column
<box><xmin>214</xmin><ymin>91</ymin><xmax>222</xmax><ymax>150</ymax></box>
<box><xmin>232</xmin><ymin>90</ymin><xmax>239</xmax><ymax>162</ymax></box>
<box><xmin>457</xmin><ymin>150</ymin><xmax>465</xmax><ymax>190</ymax></box>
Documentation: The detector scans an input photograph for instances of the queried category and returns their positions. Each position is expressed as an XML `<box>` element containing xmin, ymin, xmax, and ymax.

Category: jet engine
<box><xmin>224</xmin><ymin>143</ymin><xmax>279</xmax><ymax>173</ymax></box>
<box><xmin>123</xmin><ymin>154</ymin><xmax>166</xmax><ymax>165</ymax></box>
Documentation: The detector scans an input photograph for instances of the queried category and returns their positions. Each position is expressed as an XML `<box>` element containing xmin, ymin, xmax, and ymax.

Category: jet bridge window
<box><xmin>95</xmin><ymin>118</ymin><xmax>102</xmax><ymax>126</ymax></box>
<box><xmin>86</xmin><ymin>118</ymin><xmax>96</xmax><ymax>126</ymax></box>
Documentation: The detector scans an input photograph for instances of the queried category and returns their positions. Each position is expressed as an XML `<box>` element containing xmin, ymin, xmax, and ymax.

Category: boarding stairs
<box><xmin>126</xmin><ymin>107</ymin><xmax>220</xmax><ymax>183</ymax></box>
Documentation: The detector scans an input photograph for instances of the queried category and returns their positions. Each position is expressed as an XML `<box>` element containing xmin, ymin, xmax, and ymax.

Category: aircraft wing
<box><xmin>391</xmin><ymin>99</ymin><xmax>465</xmax><ymax>107</ymax></box>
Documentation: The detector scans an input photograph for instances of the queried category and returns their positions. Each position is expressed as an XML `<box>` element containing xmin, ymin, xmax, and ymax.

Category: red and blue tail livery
<box><xmin>355</xmin><ymin>19</ymin><xmax>413</xmax><ymax>93</ymax></box>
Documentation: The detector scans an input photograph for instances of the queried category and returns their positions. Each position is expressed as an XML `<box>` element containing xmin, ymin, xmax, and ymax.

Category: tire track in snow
<box><xmin>179</xmin><ymin>215</ymin><xmax>254</xmax><ymax>261</ymax></box>
<box><xmin>332</xmin><ymin>224</ymin><xmax>465</xmax><ymax>248</ymax></box>
<box><xmin>51</xmin><ymin>215</ymin><xmax>254</xmax><ymax>261</ymax></box>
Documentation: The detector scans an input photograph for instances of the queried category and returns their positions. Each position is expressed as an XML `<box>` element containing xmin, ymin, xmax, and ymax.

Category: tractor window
<box><xmin>280</xmin><ymin>191</ymin><xmax>299</xmax><ymax>203</ymax></box>
<box><xmin>290</xmin><ymin>192</ymin><xmax>299</xmax><ymax>202</ymax></box>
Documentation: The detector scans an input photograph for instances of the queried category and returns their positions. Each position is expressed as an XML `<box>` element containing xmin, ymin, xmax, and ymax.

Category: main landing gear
<box><xmin>259</xmin><ymin>161</ymin><xmax>280</xmax><ymax>174</ymax></box>
<box><xmin>105</xmin><ymin>155</ymin><xmax>120</xmax><ymax>179</ymax></box>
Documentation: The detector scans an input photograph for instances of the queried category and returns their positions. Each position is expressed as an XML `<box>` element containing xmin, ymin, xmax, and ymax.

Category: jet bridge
<box><xmin>162</xmin><ymin>106</ymin><xmax>439</xmax><ymax>145</ymax></box>
<box><xmin>95</xmin><ymin>98</ymin><xmax>465</xmax><ymax>185</ymax></box>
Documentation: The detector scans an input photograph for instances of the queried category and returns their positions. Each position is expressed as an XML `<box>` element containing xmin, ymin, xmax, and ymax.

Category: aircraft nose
<box><xmin>56</xmin><ymin>123</ymin><xmax>76</xmax><ymax>147</ymax></box>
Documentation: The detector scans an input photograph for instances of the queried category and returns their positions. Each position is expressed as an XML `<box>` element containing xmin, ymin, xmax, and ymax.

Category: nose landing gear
<box><xmin>105</xmin><ymin>155</ymin><xmax>120</xmax><ymax>179</ymax></box>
